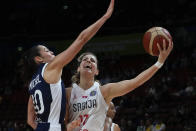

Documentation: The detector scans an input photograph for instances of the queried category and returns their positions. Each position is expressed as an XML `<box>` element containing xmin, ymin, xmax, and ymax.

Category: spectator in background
<box><xmin>136</xmin><ymin>120</ymin><xmax>145</xmax><ymax>131</ymax></box>
<box><xmin>120</xmin><ymin>117</ymin><xmax>127</xmax><ymax>131</ymax></box>
<box><xmin>126</xmin><ymin>120</ymin><xmax>137</xmax><ymax>131</ymax></box>
<box><xmin>146</xmin><ymin>119</ymin><xmax>153</xmax><ymax>131</ymax></box>
<box><xmin>152</xmin><ymin>115</ymin><xmax>166</xmax><ymax>131</ymax></box>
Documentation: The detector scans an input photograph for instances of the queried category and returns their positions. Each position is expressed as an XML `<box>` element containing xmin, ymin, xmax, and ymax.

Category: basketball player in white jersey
<box><xmin>66</xmin><ymin>38</ymin><xmax>173</xmax><ymax>131</ymax></box>
<box><xmin>104</xmin><ymin>102</ymin><xmax>120</xmax><ymax>131</ymax></box>
<box><xmin>25</xmin><ymin>0</ymin><xmax>115</xmax><ymax>130</ymax></box>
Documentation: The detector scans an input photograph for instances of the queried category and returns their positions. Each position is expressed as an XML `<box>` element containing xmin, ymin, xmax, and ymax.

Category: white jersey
<box><xmin>69</xmin><ymin>82</ymin><xmax>109</xmax><ymax>131</ymax></box>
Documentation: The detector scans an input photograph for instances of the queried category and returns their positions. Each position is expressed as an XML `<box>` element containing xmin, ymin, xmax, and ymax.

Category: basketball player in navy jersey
<box><xmin>24</xmin><ymin>0</ymin><xmax>115</xmax><ymax>130</ymax></box>
<box><xmin>104</xmin><ymin>102</ymin><xmax>120</xmax><ymax>131</ymax></box>
<box><xmin>67</xmin><ymin>39</ymin><xmax>173</xmax><ymax>131</ymax></box>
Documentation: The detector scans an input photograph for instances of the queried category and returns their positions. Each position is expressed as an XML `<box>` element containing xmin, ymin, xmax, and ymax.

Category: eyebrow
<box><xmin>90</xmin><ymin>58</ymin><xmax>96</xmax><ymax>61</ymax></box>
<box><xmin>44</xmin><ymin>48</ymin><xmax>49</xmax><ymax>51</ymax></box>
<box><xmin>84</xmin><ymin>57</ymin><xmax>96</xmax><ymax>61</ymax></box>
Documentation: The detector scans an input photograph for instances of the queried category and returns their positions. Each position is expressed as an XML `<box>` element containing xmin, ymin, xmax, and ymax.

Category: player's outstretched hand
<box><xmin>157</xmin><ymin>39</ymin><xmax>173</xmax><ymax>64</ymax></box>
<box><xmin>66</xmin><ymin>118</ymin><xmax>81</xmax><ymax>131</ymax></box>
<box><xmin>104</xmin><ymin>0</ymin><xmax>115</xmax><ymax>19</ymax></box>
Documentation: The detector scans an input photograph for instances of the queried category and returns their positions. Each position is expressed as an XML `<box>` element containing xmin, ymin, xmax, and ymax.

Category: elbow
<box><xmin>27</xmin><ymin>118</ymin><xmax>31</xmax><ymax>126</ymax></box>
<box><xmin>27</xmin><ymin>118</ymin><xmax>36</xmax><ymax>129</ymax></box>
<box><xmin>78</xmin><ymin>31</ymin><xmax>89</xmax><ymax>44</ymax></box>
<box><xmin>27</xmin><ymin>117</ymin><xmax>33</xmax><ymax>127</ymax></box>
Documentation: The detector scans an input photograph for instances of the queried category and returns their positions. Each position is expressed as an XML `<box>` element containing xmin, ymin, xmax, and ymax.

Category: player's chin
<box><xmin>83</xmin><ymin>70</ymin><xmax>95</xmax><ymax>76</ymax></box>
<box><xmin>51</xmin><ymin>55</ymin><xmax>55</xmax><ymax>59</ymax></box>
<box><xmin>49</xmin><ymin>56</ymin><xmax>55</xmax><ymax>61</ymax></box>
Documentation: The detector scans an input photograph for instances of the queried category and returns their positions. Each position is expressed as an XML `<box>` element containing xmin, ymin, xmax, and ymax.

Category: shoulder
<box><xmin>113</xmin><ymin>123</ymin><xmax>121</xmax><ymax>131</ymax></box>
<box><xmin>100</xmin><ymin>84</ymin><xmax>113</xmax><ymax>103</ymax></box>
<box><xmin>44</xmin><ymin>62</ymin><xmax>62</xmax><ymax>84</ymax></box>
<box><xmin>66</xmin><ymin>87</ymin><xmax>73</xmax><ymax>92</ymax></box>
<box><xmin>100</xmin><ymin>84</ymin><xmax>108</xmax><ymax>94</ymax></box>
<box><xmin>99</xmin><ymin>85</ymin><xmax>108</xmax><ymax>99</ymax></box>
<box><xmin>66</xmin><ymin>87</ymin><xmax>73</xmax><ymax>95</ymax></box>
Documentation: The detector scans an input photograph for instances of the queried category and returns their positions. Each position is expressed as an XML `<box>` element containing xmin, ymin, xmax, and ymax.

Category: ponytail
<box><xmin>21</xmin><ymin>45</ymin><xmax>41</xmax><ymax>82</ymax></box>
<box><xmin>71</xmin><ymin>72</ymin><xmax>80</xmax><ymax>85</ymax></box>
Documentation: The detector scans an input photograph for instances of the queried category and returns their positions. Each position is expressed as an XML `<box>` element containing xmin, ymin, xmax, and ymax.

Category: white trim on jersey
<box><xmin>41</xmin><ymin>63</ymin><xmax>48</xmax><ymax>77</ymax></box>
<box><xmin>48</xmin><ymin>80</ymin><xmax>62</xmax><ymax>123</ymax></box>
<box><xmin>41</xmin><ymin>63</ymin><xmax>63</xmax><ymax>124</ymax></box>
<box><xmin>111</xmin><ymin>123</ymin><xmax>115</xmax><ymax>131</ymax></box>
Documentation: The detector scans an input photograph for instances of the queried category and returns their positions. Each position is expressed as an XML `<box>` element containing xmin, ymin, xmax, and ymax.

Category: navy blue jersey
<box><xmin>29</xmin><ymin>63</ymin><xmax>66</xmax><ymax>130</ymax></box>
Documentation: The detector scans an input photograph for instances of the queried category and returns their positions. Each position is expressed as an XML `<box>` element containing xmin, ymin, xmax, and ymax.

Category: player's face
<box><xmin>38</xmin><ymin>45</ymin><xmax>55</xmax><ymax>63</ymax></box>
<box><xmin>78</xmin><ymin>54</ymin><xmax>98</xmax><ymax>76</ymax></box>
<box><xmin>107</xmin><ymin>102</ymin><xmax>116</xmax><ymax>119</ymax></box>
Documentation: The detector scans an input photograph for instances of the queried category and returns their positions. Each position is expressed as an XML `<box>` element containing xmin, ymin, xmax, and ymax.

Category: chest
<box><xmin>71</xmin><ymin>88</ymin><xmax>98</xmax><ymax>113</ymax></box>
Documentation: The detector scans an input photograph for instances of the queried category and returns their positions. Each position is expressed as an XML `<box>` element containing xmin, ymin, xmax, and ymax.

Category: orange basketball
<box><xmin>142</xmin><ymin>27</ymin><xmax>172</xmax><ymax>56</ymax></box>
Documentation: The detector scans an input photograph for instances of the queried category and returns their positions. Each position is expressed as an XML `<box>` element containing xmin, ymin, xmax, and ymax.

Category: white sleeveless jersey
<box><xmin>69</xmin><ymin>82</ymin><xmax>109</xmax><ymax>131</ymax></box>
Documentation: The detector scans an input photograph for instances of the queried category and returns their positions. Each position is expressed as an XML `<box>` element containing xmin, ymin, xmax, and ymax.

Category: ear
<box><xmin>34</xmin><ymin>56</ymin><xmax>44</xmax><ymax>64</ymax></box>
<box><xmin>95</xmin><ymin>69</ymin><xmax>99</xmax><ymax>76</ymax></box>
<box><xmin>77</xmin><ymin>66</ymin><xmax>80</xmax><ymax>73</ymax></box>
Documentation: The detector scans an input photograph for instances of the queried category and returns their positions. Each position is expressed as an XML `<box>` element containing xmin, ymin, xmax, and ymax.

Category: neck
<box><xmin>79</xmin><ymin>74</ymin><xmax>95</xmax><ymax>90</ymax></box>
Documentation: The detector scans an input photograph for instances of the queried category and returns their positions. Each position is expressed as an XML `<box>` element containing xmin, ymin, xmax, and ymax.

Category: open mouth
<box><xmin>84</xmin><ymin>65</ymin><xmax>92</xmax><ymax>70</ymax></box>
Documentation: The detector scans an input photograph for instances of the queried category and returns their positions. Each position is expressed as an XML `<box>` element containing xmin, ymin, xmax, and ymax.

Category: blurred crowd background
<box><xmin>1</xmin><ymin>0</ymin><xmax>196</xmax><ymax>130</ymax></box>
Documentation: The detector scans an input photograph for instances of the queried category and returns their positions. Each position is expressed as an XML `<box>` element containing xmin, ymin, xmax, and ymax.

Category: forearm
<box><xmin>133</xmin><ymin>64</ymin><xmax>160</xmax><ymax>87</ymax></box>
<box><xmin>105</xmin><ymin>63</ymin><xmax>160</xmax><ymax>99</ymax></box>
<box><xmin>47</xmin><ymin>0</ymin><xmax>114</xmax><ymax>70</ymax></box>
<box><xmin>54</xmin><ymin>15</ymin><xmax>110</xmax><ymax>69</ymax></box>
<box><xmin>44</xmin><ymin>16</ymin><xmax>111</xmax><ymax>83</ymax></box>
<box><xmin>119</xmin><ymin>64</ymin><xmax>159</xmax><ymax>96</ymax></box>
<box><xmin>53</xmin><ymin>40</ymin><xmax>85</xmax><ymax>68</ymax></box>
<box><xmin>78</xmin><ymin>16</ymin><xmax>108</xmax><ymax>44</ymax></box>
<box><xmin>78</xmin><ymin>0</ymin><xmax>114</xmax><ymax>43</ymax></box>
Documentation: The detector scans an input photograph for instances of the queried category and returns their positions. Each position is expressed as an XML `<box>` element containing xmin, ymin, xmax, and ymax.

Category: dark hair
<box><xmin>71</xmin><ymin>52</ymin><xmax>98</xmax><ymax>84</ymax></box>
<box><xmin>21</xmin><ymin>45</ymin><xmax>41</xmax><ymax>82</ymax></box>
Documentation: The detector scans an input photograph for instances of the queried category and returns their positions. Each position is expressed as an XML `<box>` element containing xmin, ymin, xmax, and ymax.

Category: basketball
<box><xmin>142</xmin><ymin>27</ymin><xmax>172</xmax><ymax>56</ymax></box>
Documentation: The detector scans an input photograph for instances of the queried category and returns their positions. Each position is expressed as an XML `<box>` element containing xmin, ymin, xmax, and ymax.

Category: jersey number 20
<box><xmin>32</xmin><ymin>90</ymin><xmax>44</xmax><ymax>114</ymax></box>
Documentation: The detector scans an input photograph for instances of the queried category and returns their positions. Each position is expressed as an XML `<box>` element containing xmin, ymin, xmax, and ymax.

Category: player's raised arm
<box><xmin>102</xmin><ymin>39</ymin><xmax>173</xmax><ymax>102</ymax></box>
<box><xmin>44</xmin><ymin>0</ymin><xmax>115</xmax><ymax>83</ymax></box>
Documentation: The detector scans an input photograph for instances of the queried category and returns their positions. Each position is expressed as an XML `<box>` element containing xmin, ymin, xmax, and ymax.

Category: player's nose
<box><xmin>50</xmin><ymin>51</ymin><xmax>54</xmax><ymax>55</ymax></box>
<box><xmin>86</xmin><ymin>58</ymin><xmax>91</xmax><ymax>63</ymax></box>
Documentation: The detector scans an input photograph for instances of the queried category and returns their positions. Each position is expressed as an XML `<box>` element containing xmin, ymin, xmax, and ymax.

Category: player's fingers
<box><xmin>169</xmin><ymin>38</ymin><xmax>171</xmax><ymax>44</ymax></box>
<box><xmin>76</xmin><ymin>119</ymin><xmax>81</xmax><ymax>126</ymax></box>
<box><xmin>157</xmin><ymin>43</ymin><xmax>162</xmax><ymax>52</ymax></box>
<box><xmin>76</xmin><ymin>121</ymin><xmax>80</xmax><ymax>126</ymax></box>
<box><xmin>163</xmin><ymin>39</ymin><xmax>166</xmax><ymax>50</ymax></box>
<box><xmin>72</xmin><ymin>121</ymin><xmax>76</xmax><ymax>124</ymax></box>
<box><xmin>168</xmin><ymin>40</ymin><xmax>173</xmax><ymax>51</ymax></box>
<box><xmin>71</xmin><ymin>122</ymin><xmax>78</xmax><ymax>127</ymax></box>
<box><xmin>67</xmin><ymin>122</ymin><xmax>74</xmax><ymax>129</ymax></box>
